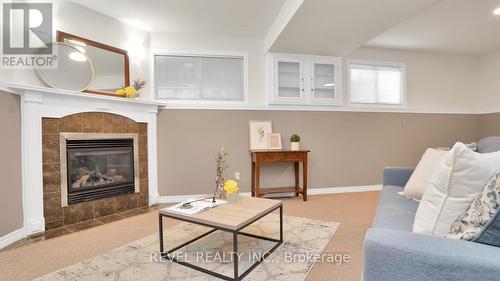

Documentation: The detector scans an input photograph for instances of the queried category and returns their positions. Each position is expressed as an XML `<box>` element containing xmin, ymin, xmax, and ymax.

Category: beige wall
<box><xmin>157</xmin><ymin>109</ymin><xmax>480</xmax><ymax>196</ymax></box>
<box><xmin>1</xmin><ymin>90</ymin><xmax>499</xmax><ymax>233</ymax></box>
<box><xmin>0</xmin><ymin>93</ymin><xmax>23</xmax><ymax>237</ymax></box>
<box><xmin>479</xmin><ymin>113</ymin><xmax>500</xmax><ymax>138</ymax></box>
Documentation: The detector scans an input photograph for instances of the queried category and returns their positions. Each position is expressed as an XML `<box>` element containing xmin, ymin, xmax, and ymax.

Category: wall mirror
<box><xmin>57</xmin><ymin>31</ymin><xmax>129</xmax><ymax>96</ymax></box>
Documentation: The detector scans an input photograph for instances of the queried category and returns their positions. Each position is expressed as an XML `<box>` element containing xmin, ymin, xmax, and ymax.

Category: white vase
<box><xmin>291</xmin><ymin>142</ymin><xmax>300</xmax><ymax>151</ymax></box>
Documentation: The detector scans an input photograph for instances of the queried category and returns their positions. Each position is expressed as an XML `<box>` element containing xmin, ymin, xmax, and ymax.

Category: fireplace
<box><xmin>60</xmin><ymin>133</ymin><xmax>140</xmax><ymax>206</ymax></box>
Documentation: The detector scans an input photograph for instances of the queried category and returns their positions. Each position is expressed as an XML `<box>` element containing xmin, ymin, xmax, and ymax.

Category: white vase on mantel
<box><xmin>291</xmin><ymin>142</ymin><xmax>300</xmax><ymax>151</ymax></box>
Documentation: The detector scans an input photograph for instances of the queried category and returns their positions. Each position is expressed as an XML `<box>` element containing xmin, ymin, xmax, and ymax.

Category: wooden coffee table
<box><xmin>158</xmin><ymin>196</ymin><xmax>283</xmax><ymax>281</ymax></box>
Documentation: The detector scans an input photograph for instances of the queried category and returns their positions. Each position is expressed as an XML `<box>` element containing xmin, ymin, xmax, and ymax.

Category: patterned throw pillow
<box><xmin>447</xmin><ymin>173</ymin><xmax>500</xmax><ymax>242</ymax></box>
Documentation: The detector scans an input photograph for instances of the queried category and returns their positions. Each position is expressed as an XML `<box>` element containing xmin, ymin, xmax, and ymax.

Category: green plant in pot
<box><xmin>290</xmin><ymin>134</ymin><xmax>301</xmax><ymax>151</ymax></box>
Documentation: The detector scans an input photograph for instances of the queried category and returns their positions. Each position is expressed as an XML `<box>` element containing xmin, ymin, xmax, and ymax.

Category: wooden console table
<box><xmin>251</xmin><ymin>150</ymin><xmax>310</xmax><ymax>201</ymax></box>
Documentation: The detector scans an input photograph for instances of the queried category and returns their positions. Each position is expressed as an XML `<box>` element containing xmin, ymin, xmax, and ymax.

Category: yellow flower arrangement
<box><xmin>123</xmin><ymin>86</ymin><xmax>137</xmax><ymax>98</ymax></box>
<box><xmin>223</xmin><ymin>180</ymin><xmax>239</xmax><ymax>194</ymax></box>
<box><xmin>115</xmin><ymin>89</ymin><xmax>126</xmax><ymax>97</ymax></box>
<box><xmin>114</xmin><ymin>79</ymin><xmax>146</xmax><ymax>98</ymax></box>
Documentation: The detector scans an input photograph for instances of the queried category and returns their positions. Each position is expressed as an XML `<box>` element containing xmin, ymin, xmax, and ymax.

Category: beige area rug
<box><xmin>33</xmin><ymin>215</ymin><xmax>339</xmax><ymax>281</ymax></box>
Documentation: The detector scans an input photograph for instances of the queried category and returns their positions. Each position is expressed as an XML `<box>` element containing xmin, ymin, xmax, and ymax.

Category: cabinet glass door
<box><xmin>277</xmin><ymin>61</ymin><xmax>303</xmax><ymax>100</ymax></box>
<box><xmin>311</xmin><ymin>63</ymin><xmax>336</xmax><ymax>102</ymax></box>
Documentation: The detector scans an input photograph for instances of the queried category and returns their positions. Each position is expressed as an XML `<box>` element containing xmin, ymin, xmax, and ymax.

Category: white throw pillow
<box><xmin>401</xmin><ymin>148</ymin><xmax>447</xmax><ymax>201</ymax></box>
<box><xmin>413</xmin><ymin>142</ymin><xmax>500</xmax><ymax>236</ymax></box>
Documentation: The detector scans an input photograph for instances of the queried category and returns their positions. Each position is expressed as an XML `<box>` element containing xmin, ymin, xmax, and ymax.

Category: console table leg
<box><xmin>303</xmin><ymin>156</ymin><xmax>308</xmax><ymax>201</ymax></box>
<box><xmin>255</xmin><ymin>162</ymin><xmax>261</xmax><ymax>197</ymax></box>
<box><xmin>251</xmin><ymin>161</ymin><xmax>255</xmax><ymax>197</ymax></box>
<box><xmin>294</xmin><ymin>162</ymin><xmax>299</xmax><ymax>196</ymax></box>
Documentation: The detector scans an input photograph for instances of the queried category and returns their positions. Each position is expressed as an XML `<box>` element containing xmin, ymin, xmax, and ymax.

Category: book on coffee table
<box><xmin>167</xmin><ymin>198</ymin><xmax>226</xmax><ymax>215</ymax></box>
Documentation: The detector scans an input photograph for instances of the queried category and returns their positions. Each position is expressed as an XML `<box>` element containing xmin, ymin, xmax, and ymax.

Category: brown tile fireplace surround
<box><xmin>42</xmin><ymin>112</ymin><xmax>149</xmax><ymax>230</ymax></box>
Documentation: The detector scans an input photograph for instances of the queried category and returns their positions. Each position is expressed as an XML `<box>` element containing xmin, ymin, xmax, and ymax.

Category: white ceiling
<box><xmin>366</xmin><ymin>0</ymin><xmax>500</xmax><ymax>55</ymax></box>
<box><xmin>268</xmin><ymin>0</ymin><xmax>438</xmax><ymax>56</ymax></box>
<box><xmin>71</xmin><ymin>0</ymin><xmax>500</xmax><ymax>56</ymax></box>
<box><xmin>70</xmin><ymin>0</ymin><xmax>286</xmax><ymax>37</ymax></box>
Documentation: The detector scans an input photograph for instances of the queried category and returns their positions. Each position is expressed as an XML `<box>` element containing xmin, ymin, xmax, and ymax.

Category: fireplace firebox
<box><xmin>60</xmin><ymin>134</ymin><xmax>140</xmax><ymax>206</ymax></box>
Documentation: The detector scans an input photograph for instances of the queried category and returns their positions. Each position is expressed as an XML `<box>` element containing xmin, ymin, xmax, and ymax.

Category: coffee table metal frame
<box><xmin>159</xmin><ymin>203</ymin><xmax>283</xmax><ymax>281</ymax></box>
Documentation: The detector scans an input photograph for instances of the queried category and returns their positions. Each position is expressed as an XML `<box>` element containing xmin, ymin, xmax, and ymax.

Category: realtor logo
<box><xmin>1</xmin><ymin>2</ymin><xmax>56</xmax><ymax>69</ymax></box>
<box><xmin>3</xmin><ymin>3</ymin><xmax>52</xmax><ymax>54</ymax></box>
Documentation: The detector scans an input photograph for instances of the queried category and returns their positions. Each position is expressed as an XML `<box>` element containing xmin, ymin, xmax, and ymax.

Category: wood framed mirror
<box><xmin>57</xmin><ymin>31</ymin><xmax>130</xmax><ymax>96</ymax></box>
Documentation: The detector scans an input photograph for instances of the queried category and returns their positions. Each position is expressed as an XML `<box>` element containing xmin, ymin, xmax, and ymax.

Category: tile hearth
<box><xmin>2</xmin><ymin>205</ymin><xmax>160</xmax><ymax>252</ymax></box>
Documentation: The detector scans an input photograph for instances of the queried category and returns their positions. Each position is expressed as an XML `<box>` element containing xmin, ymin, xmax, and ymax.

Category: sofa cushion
<box><xmin>373</xmin><ymin>185</ymin><xmax>419</xmax><ymax>232</ymax></box>
<box><xmin>364</xmin><ymin>228</ymin><xmax>500</xmax><ymax>281</ymax></box>
<box><xmin>413</xmin><ymin>142</ymin><xmax>500</xmax><ymax>236</ymax></box>
<box><xmin>401</xmin><ymin>148</ymin><xmax>447</xmax><ymax>200</ymax></box>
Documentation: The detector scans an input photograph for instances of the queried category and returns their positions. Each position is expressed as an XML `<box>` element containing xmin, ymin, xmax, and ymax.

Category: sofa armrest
<box><xmin>383</xmin><ymin>167</ymin><xmax>414</xmax><ymax>187</ymax></box>
<box><xmin>364</xmin><ymin>228</ymin><xmax>500</xmax><ymax>281</ymax></box>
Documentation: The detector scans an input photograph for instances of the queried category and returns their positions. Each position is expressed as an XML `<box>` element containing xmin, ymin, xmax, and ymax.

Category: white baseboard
<box><xmin>307</xmin><ymin>185</ymin><xmax>382</xmax><ymax>195</ymax></box>
<box><xmin>157</xmin><ymin>184</ymin><xmax>382</xmax><ymax>204</ymax></box>
<box><xmin>149</xmin><ymin>192</ymin><xmax>160</xmax><ymax>205</ymax></box>
<box><xmin>0</xmin><ymin>226</ymin><xmax>27</xmax><ymax>250</ymax></box>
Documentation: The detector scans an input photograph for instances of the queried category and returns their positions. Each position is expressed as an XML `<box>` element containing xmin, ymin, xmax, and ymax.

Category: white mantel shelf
<box><xmin>0</xmin><ymin>82</ymin><xmax>166</xmax><ymax>107</ymax></box>
<box><xmin>0</xmin><ymin>82</ymin><xmax>161</xmax><ymax>237</ymax></box>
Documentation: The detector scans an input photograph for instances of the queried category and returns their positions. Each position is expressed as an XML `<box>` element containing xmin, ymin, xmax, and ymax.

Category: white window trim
<box><xmin>150</xmin><ymin>48</ymin><xmax>250</xmax><ymax>106</ymax></box>
<box><xmin>346</xmin><ymin>59</ymin><xmax>407</xmax><ymax>109</ymax></box>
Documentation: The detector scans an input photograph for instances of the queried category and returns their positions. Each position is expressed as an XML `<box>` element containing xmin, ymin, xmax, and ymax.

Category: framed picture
<box><xmin>249</xmin><ymin>120</ymin><xmax>272</xmax><ymax>151</ymax></box>
<box><xmin>268</xmin><ymin>133</ymin><xmax>282</xmax><ymax>150</ymax></box>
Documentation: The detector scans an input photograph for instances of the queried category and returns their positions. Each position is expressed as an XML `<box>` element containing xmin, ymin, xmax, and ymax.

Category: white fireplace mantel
<box><xmin>0</xmin><ymin>82</ymin><xmax>164</xmax><ymax>235</ymax></box>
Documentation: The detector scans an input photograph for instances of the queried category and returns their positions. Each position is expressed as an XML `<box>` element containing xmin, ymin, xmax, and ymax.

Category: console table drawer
<box><xmin>254</xmin><ymin>151</ymin><xmax>306</xmax><ymax>162</ymax></box>
<box><xmin>283</xmin><ymin>152</ymin><xmax>302</xmax><ymax>161</ymax></box>
<box><xmin>260</xmin><ymin>153</ymin><xmax>283</xmax><ymax>162</ymax></box>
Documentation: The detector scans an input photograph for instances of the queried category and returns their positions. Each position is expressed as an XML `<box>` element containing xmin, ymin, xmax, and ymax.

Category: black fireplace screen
<box><xmin>66</xmin><ymin>139</ymin><xmax>135</xmax><ymax>204</ymax></box>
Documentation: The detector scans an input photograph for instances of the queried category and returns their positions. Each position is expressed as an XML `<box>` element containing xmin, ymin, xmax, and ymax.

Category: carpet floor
<box><xmin>0</xmin><ymin>192</ymin><xmax>380</xmax><ymax>281</ymax></box>
<box><xmin>34</xmin><ymin>215</ymin><xmax>340</xmax><ymax>281</ymax></box>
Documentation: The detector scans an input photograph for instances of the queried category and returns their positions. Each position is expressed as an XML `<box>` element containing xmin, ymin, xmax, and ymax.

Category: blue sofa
<box><xmin>363</xmin><ymin>137</ymin><xmax>500</xmax><ymax>281</ymax></box>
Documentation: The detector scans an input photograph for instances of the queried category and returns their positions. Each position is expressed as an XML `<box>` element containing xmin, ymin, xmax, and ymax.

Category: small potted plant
<box><xmin>290</xmin><ymin>134</ymin><xmax>301</xmax><ymax>151</ymax></box>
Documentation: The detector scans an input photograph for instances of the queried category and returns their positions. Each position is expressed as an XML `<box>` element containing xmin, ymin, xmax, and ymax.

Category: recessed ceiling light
<box><xmin>494</xmin><ymin>7</ymin><xmax>500</xmax><ymax>15</ymax></box>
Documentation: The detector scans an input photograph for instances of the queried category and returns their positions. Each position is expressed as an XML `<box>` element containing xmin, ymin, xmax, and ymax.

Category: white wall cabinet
<box><xmin>268</xmin><ymin>53</ymin><xmax>342</xmax><ymax>105</ymax></box>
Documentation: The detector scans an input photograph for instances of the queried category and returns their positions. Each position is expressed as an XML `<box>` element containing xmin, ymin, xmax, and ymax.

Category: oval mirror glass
<box><xmin>37</xmin><ymin>43</ymin><xmax>94</xmax><ymax>91</ymax></box>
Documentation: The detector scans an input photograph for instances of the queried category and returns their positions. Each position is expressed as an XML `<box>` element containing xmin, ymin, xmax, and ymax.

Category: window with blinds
<box><xmin>348</xmin><ymin>61</ymin><xmax>405</xmax><ymax>106</ymax></box>
<box><xmin>154</xmin><ymin>54</ymin><xmax>246</xmax><ymax>102</ymax></box>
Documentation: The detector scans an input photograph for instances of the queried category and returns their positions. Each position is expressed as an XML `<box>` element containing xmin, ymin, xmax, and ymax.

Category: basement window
<box><xmin>347</xmin><ymin>60</ymin><xmax>406</xmax><ymax>107</ymax></box>
<box><xmin>154</xmin><ymin>52</ymin><xmax>248</xmax><ymax>104</ymax></box>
